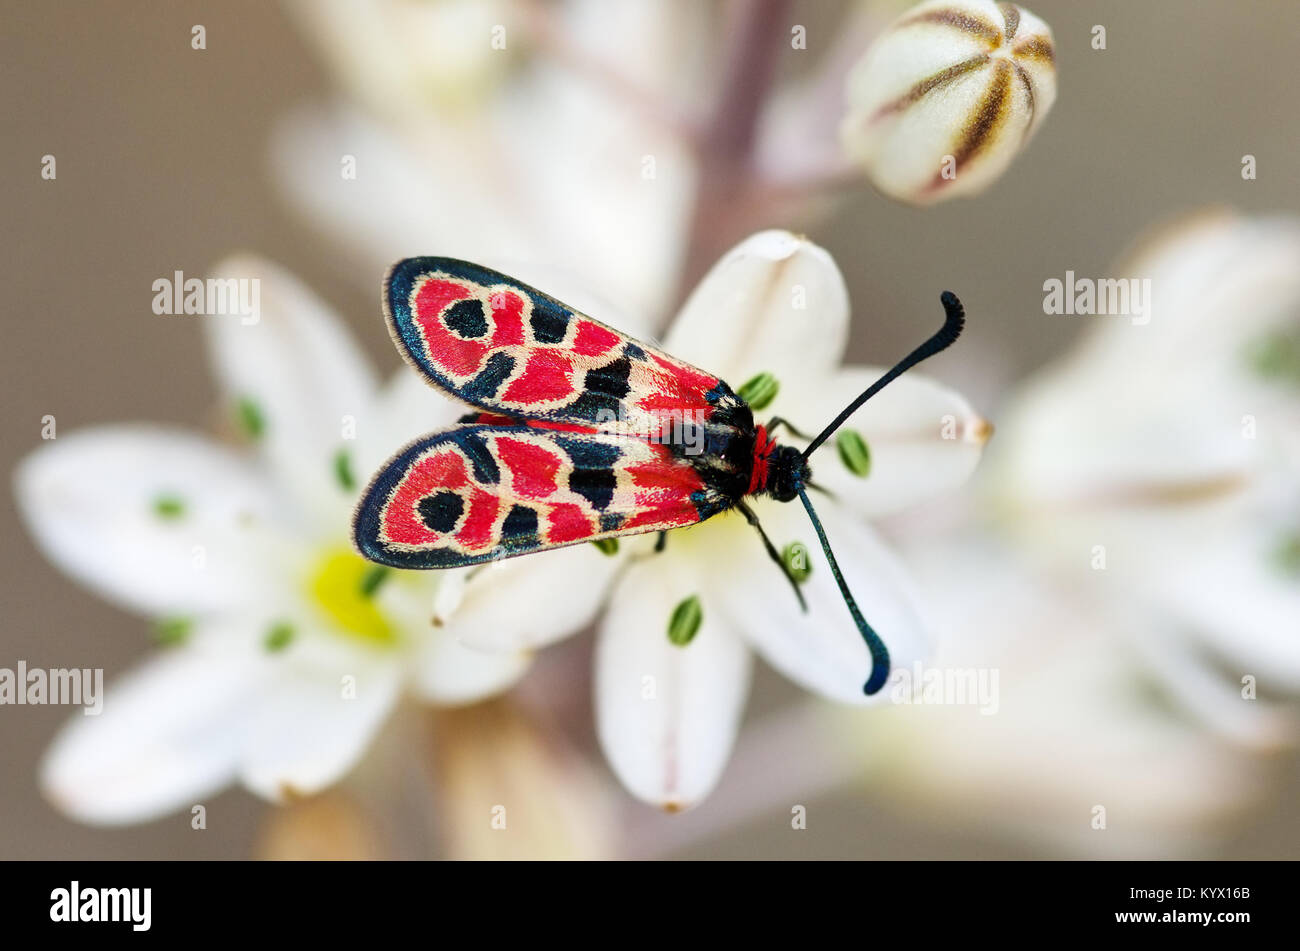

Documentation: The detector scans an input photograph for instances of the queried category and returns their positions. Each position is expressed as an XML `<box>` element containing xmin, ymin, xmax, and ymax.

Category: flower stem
<box><xmin>674</xmin><ymin>0</ymin><xmax>794</xmax><ymax>301</ymax></box>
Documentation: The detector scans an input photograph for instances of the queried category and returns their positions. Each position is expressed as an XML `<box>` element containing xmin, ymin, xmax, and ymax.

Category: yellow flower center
<box><xmin>308</xmin><ymin>548</ymin><xmax>399</xmax><ymax>647</ymax></box>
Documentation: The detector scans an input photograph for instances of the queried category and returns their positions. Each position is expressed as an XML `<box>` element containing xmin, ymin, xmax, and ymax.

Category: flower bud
<box><xmin>841</xmin><ymin>0</ymin><xmax>1057</xmax><ymax>205</ymax></box>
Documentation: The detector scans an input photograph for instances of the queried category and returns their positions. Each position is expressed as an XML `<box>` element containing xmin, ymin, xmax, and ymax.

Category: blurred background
<box><xmin>2</xmin><ymin>0</ymin><xmax>1299</xmax><ymax>859</ymax></box>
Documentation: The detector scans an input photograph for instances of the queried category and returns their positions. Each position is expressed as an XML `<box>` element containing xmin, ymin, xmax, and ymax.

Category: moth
<box><xmin>353</xmin><ymin>258</ymin><xmax>965</xmax><ymax>694</ymax></box>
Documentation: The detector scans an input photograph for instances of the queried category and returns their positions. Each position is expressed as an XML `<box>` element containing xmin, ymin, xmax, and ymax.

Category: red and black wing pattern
<box><xmin>353</xmin><ymin>424</ymin><xmax>735</xmax><ymax>568</ymax></box>
<box><xmin>357</xmin><ymin>258</ymin><xmax>760</xmax><ymax>568</ymax></box>
<box><xmin>383</xmin><ymin>257</ymin><xmax>745</xmax><ymax>436</ymax></box>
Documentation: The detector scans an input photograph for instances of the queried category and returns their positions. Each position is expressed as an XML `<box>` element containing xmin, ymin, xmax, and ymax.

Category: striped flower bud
<box><xmin>841</xmin><ymin>0</ymin><xmax>1057</xmax><ymax>205</ymax></box>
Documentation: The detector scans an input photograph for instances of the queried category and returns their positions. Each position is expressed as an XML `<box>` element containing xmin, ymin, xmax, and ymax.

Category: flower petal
<box><xmin>411</xmin><ymin>627</ymin><xmax>531</xmax><ymax>705</ymax></box>
<box><xmin>595</xmin><ymin>556</ymin><xmax>751</xmax><ymax>810</ymax></box>
<box><xmin>284</xmin><ymin>0</ymin><xmax>513</xmax><ymax>117</ymax></box>
<box><xmin>239</xmin><ymin>653</ymin><xmax>401</xmax><ymax>802</ymax></box>
<box><xmin>354</xmin><ymin>368</ymin><xmax>468</xmax><ymax>479</ymax></box>
<box><xmin>39</xmin><ymin>624</ymin><xmax>259</xmax><ymax>825</ymax></box>
<box><xmin>449</xmin><ymin>544</ymin><xmax>621</xmax><ymax>652</ymax></box>
<box><xmin>830</xmin><ymin>536</ymin><xmax>1270</xmax><ymax>857</ymax></box>
<box><xmin>793</xmin><ymin>366</ymin><xmax>990</xmax><ymax>517</ymax></box>
<box><xmin>705</xmin><ymin>499</ymin><xmax>934</xmax><ymax>704</ymax></box>
<box><xmin>203</xmin><ymin>255</ymin><xmax>378</xmax><ymax>527</ymax></box>
<box><xmin>664</xmin><ymin>230</ymin><xmax>849</xmax><ymax>385</ymax></box>
<box><xmin>15</xmin><ymin>426</ymin><xmax>278</xmax><ymax>616</ymax></box>
<box><xmin>271</xmin><ymin>105</ymin><xmax>541</xmax><ymax>290</ymax></box>
<box><xmin>272</xmin><ymin>101</ymin><xmax>687</xmax><ymax>324</ymax></box>
<box><xmin>1144</xmin><ymin>521</ymin><xmax>1300</xmax><ymax>689</ymax></box>
<box><xmin>1072</xmin><ymin>212</ymin><xmax>1300</xmax><ymax>380</ymax></box>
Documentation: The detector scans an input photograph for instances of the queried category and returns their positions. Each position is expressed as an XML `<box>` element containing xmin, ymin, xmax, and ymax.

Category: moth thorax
<box><xmin>765</xmin><ymin>445</ymin><xmax>809</xmax><ymax>503</ymax></box>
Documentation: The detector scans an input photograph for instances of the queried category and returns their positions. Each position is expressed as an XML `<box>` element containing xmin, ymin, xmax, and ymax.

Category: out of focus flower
<box><xmin>427</xmin><ymin>230</ymin><xmax>989</xmax><ymax>810</ymax></box>
<box><xmin>841</xmin><ymin>0</ymin><xmax>1057</xmax><ymax>205</ymax></box>
<box><xmin>826</xmin><ymin>534</ymin><xmax>1276</xmax><ymax>858</ymax></box>
<box><xmin>799</xmin><ymin>212</ymin><xmax>1300</xmax><ymax>858</ymax></box>
<box><xmin>991</xmin><ymin>212</ymin><xmax>1300</xmax><ymax>722</ymax></box>
<box><xmin>17</xmin><ymin>257</ymin><xmax>530</xmax><ymax>825</ymax></box>
<box><xmin>428</xmin><ymin>700</ymin><xmax>618</xmax><ymax>859</ymax></box>
<box><xmin>275</xmin><ymin>0</ymin><xmax>704</xmax><ymax>324</ymax></box>
<box><xmin>285</xmin><ymin>0</ymin><xmax>519</xmax><ymax>117</ymax></box>
<box><xmin>257</xmin><ymin>699</ymin><xmax>619</xmax><ymax>860</ymax></box>
<box><xmin>258</xmin><ymin>791</ymin><xmax>384</xmax><ymax>860</ymax></box>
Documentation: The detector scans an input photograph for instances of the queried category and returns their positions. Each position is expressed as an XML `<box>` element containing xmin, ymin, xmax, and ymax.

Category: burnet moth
<box><xmin>353</xmin><ymin>258</ymin><xmax>965</xmax><ymax>695</ymax></box>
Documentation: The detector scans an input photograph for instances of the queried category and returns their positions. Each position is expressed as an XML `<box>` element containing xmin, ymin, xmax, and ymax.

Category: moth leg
<box><xmin>736</xmin><ymin>501</ymin><xmax>808</xmax><ymax>613</ymax></box>
<box><xmin>766</xmin><ymin>416</ymin><xmax>811</xmax><ymax>440</ymax></box>
<box><xmin>654</xmin><ymin>531</ymin><xmax>668</xmax><ymax>553</ymax></box>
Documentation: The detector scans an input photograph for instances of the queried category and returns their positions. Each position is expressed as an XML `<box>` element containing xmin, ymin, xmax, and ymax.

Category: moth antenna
<box><xmin>802</xmin><ymin>292</ymin><xmax>965</xmax><ymax>460</ymax></box>
<box><xmin>794</xmin><ymin>480</ymin><xmax>890</xmax><ymax>695</ymax></box>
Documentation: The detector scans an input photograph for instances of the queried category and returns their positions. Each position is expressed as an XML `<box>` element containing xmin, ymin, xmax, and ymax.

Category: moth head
<box><xmin>766</xmin><ymin>445</ymin><xmax>810</xmax><ymax>503</ymax></box>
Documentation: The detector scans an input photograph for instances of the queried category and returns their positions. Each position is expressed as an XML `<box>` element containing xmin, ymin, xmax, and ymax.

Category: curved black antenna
<box><xmin>802</xmin><ymin>292</ymin><xmax>966</xmax><ymax>460</ymax></box>
<box><xmin>795</xmin><ymin>479</ymin><xmax>890</xmax><ymax>695</ymax></box>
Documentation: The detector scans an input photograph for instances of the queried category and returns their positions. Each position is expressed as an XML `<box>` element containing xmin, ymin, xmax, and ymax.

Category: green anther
<box><xmin>592</xmin><ymin>538</ymin><xmax>620</xmax><ymax>556</ymax></box>
<box><xmin>152</xmin><ymin>494</ymin><xmax>186</xmax><ymax>520</ymax></box>
<box><xmin>1274</xmin><ymin>534</ymin><xmax>1300</xmax><ymax>576</ymax></box>
<box><xmin>667</xmin><ymin>595</ymin><xmax>703</xmax><ymax>647</ymax></box>
<box><xmin>359</xmin><ymin>564</ymin><xmax>391</xmax><ymax>598</ymax></box>
<box><xmin>737</xmin><ymin>372</ymin><xmax>780</xmax><ymax>411</ymax></box>
<box><xmin>783</xmin><ymin>542</ymin><xmax>812</xmax><ymax>583</ymax></box>
<box><xmin>837</xmin><ymin>429</ymin><xmax>871</xmax><ymax>477</ymax></box>
<box><xmin>334</xmin><ymin>449</ymin><xmax>356</xmax><ymax>491</ymax></box>
<box><xmin>154</xmin><ymin>616</ymin><xmax>193</xmax><ymax>646</ymax></box>
<box><xmin>1247</xmin><ymin>329</ymin><xmax>1300</xmax><ymax>385</ymax></box>
<box><xmin>236</xmin><ymin>396</ymin><xmax>266</xmax><ymax>439</ymax></box>
<box><xmin>264</xmin><ymin>621</ymin><xmax>295</xmax><ymax>652</ymax></box>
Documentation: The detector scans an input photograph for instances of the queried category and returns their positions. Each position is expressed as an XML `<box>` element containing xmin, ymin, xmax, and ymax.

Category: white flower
<box><xmin>428</xmin><ymin>230</ymin><xmax>989</xmax><ymax>809</ymax></box>
<box><xmin>990</xmin><ymin>211</ymin><xmax>1300</xmax><ymax>709</ymax></box>
<box><xmin>823</xmin><ymin>533</ymin><xmax>1278</xmax><ymax>858</ymax></box>
<box><xmin>805</xmin><ymin>211</ymin><xmax>1300</xmax><ymax>858</ymax></box>
<box><xmin>273</xmin><ymin>0</ymin><xmax>702</xmax><ymax>324</ymax></box>
<box><xmin>841</xmin><ymin>0</ymin><xmax>1057</xmax><ymax>205</ymax></box>
<box><xmin>16</xmin><ymin>256</ymin><xmax>530</xmax><ymax>825</ymax></box>
<box><xmin>258</xmin><ymin>700</ymin><xmax>620</xmax><ymax>860</ymax></box>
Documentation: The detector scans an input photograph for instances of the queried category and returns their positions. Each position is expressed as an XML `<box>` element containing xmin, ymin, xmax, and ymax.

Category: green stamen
<box><xmin>152</xmin><ymin>494</ymin><xmax>186</xmax><ymax>520</ymax></box>
<box><xmin>334</xmin><ymin>449</ymin><xmax>356</xmax><ymax>491</ymax></box>
<box><xmin>264</xmin><ymin>621</ymin><xmax>295</xmax><ymax>652</ymax></box>
<box><xmin>667</xmin><ymin>595</ymin><xmax>703</xmax><ymax>647</ymax></box>
<box><xmin>592</xmin><ymin>538</ymin><xmax>620</xmax><ymax>556</ymax></box>
<box><xmin>737</xmin><ymin>372</ymin><xmax>780</xmax><ymax>411</ymax></box>
<box><xmin>1247</xmin><ymin>329</ymin><xmax>1300</xmax><ymax>385</ymax></box>
<box><xmin>154</xmin><ymin>616</ymin><xmax>193</xmax><ymax>645</ymax></box>
<box><xmin>837</xmin><ymin>430</ymin><xmax>872</xmax><ymax>477</ymax></box>
<box><xmin>236</xmin><ymin>396</ymin><xmax>266</xmax><ymax>439</ymax></box>
<box><xmin>783</xmin><ymin>542</ymin><xmax>812</xmax><ymax>583</ymax></box>
<box><xmin>1273</xmin><ymin>534</ymin><xmax>1300</xmax><ymax>576</ymax></box>
<box><xmin>359</xmin><ymin>564</ymin><xmax>391</xmax><ymax>598</ymax></box>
